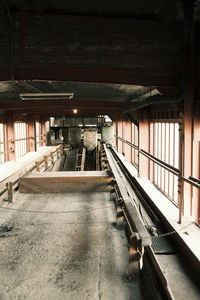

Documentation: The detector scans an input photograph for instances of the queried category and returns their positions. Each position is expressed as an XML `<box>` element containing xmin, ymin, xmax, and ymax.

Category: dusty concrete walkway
<box><xmin>0</xmin><ymin>192</ymin><xmax>143</xmax><ymax>300</ymax></box>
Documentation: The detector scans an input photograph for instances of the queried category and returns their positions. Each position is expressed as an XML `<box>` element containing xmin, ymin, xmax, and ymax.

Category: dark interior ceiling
<box><xmin>0</xmin><ymin>0</ymin><xmax>184</xmax><ymax>19</ymax></box>
<box><xmin>0</xmin><ymin>0</ymin><xmax>200</xmax><ymax>121</ymax></box>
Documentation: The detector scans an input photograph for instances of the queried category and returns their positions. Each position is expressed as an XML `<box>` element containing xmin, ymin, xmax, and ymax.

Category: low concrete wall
<box><xmin>19</xmin><ymin>171</ymin><xmax>112</xmax><ymax>193</ymax></box>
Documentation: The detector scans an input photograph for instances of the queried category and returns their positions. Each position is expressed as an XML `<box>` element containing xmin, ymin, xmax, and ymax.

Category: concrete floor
<box><xmin>0</xmin><ymin>191</ymin><xmax>143</xmax><ymax>300</ymax></box>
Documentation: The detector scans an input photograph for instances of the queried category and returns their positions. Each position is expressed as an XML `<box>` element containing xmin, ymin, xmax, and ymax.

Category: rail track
<box><xmin>101</xmin><ymin>144</ymin><xmax>200</xmax><ymax>300</ymax></box>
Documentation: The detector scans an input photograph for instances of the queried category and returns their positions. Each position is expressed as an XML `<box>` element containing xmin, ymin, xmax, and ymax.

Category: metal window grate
<box><xmin>114</xmin><ymin>121</ymin><xmax>139</xmax><ymax>169</ymax></box>
<box><xmin>149</xmin><ymin>122</ymin><xmax>180</xmax><ymax>205</ymax></box>
<box><xmin>14</xmin><ymin>122</ymin><xmax>27</xmax><ymax>159</ymax></box>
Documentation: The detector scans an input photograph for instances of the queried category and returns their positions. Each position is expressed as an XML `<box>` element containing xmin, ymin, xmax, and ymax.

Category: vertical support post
<box><xmin>118</xmin><ymin>120</ymin><xmax>123</xmax><ymax>154</ymax></box>
<box><xmin>182</xmin><ymin>17</ymin><xmax>195</xmax><ymax>222</ymax></box>
<box><xmin>35</xmin><ymin>161</ymin><xmax>40</xmax><ymax>172</ymax></box>
<box><xmin>56</xmin><ymin>148</ymin><xmax>60</xmax><ymax>159</ymax></box>
<box><xmin>41</xmin><ymin>121</ymin><xmax>46</xmax><ymax>146</ymax></box>
<box><xmin>34</xmin><ymin>121</ymin><xmax>37</xmax><ymax>152</ymax></box>
<box><xmin>50</xmin><ymin>152</ymin><xmax>54</xmax><ymax>165</ymax></box>
<box><xmin>27</xmin><ymin>120</ymin><xmax>35</xmax><ymax>153</ymax></box>
<box><xmin>149</xmin><ymin>122</ymin><xmax>154</xmax><ymax>181</ymax></box>
<box><xmin>124</xmin><ymin>121</ymin><xmax>132</xmax><ymax>163</ymax></box>
<box><xmin>116</xmin><ymin>121</ymin><xmax>118</xmax><ymax>151</ymax></box>
<box><xmin>198</xmin><ymin>142</ymin><xmax>200</xmax><ymax>225</ymax></box>
<box><xmin>44</xmin><ymin>155</ymin><xmax>48</xmax><ymax>169</ymax></box>
<box><xmin>60</xmin><ymin>145</ymin><xmax>63</xmax><ymax>155</ymax></box>
<box><xmin>191</xmin><ymin>120</ymin><xmax>200</xmax><ymax>222</ymax></box>
<box><xmin>122</xmin><ymin>121</ymin><xmax>125</xmax><ymax>155</ymax></box>
<box><xmin>178</xmin><ymin>120</ymin><xmax>184</xmax><ymax>223</ymax></box>
<box><xmin>139</xmin><ymin>119</ymin><xmax>149</xmax><ymax>179</ymax></box>
<box><xmin>182</xmin><ymin>98</ymin><xmax>193</xmax><ymax>220</ymax></box>
<box><xmin>7</xmin><ymin>182</ymin><xmax>13</xmax><ymax>203</ymax></box>
<box><xmin>113</xmin><ymin>121</ymin><xmax>117</xmax><ymax>148</ymax></box>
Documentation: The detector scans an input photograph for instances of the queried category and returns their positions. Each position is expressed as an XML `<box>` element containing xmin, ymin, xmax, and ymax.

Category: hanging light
<box><xmin>20</xmin><ymin>93</ymin><xmax>74</xmax><ymax>100</ymax></box>
<box><xmin>73</xmin><ymin>108</ymin><xmax>78</xmax><ymax>114</ymax></box>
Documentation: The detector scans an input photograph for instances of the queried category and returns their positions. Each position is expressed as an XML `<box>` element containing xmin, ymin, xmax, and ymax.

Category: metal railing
<box><xmin>0</xmin><ymin>145</ymin><xmax>63</xmax><ymax>203</ymax></box>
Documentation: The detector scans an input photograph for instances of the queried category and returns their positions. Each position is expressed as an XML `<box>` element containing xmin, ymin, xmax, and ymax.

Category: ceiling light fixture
<box><xmin>20</xmin><ymin>93</ymin><xmax>74</xmax><ymax>100</ymax></box>
<box><xmin>73</xmin><ymin>108</ymin><xmax>78</xmax><ymax>114</ymax></box>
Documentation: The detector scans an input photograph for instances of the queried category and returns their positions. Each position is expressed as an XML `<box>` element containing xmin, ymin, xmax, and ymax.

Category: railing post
<box><xmin>35</xmin><ymin>161</ymin><xmax>40</xmax><ymax>172</ymax></box>
<box><xmin>7</xmin><ymin>182</ymin><xmax>13</xmax><ymax>203</ymax></box>
<box><xmin>44</xmin><ymin>155</ymin><xmax>48</xmax><ymax>170</ymax></box>
<box><xmin>56</xmin><ymin>148</ymin><xmax>60</xmax><ymax>159</ymax></box>
<box><xmin>50</xmin><ymin>152</ymin><xmax>54</xmax><ymax>165</ymax></box>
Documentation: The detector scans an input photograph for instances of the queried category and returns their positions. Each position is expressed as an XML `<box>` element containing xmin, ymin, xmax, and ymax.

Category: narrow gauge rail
<box><xmin>101</xmin><ymin>144</ymin><xmax>200</xmax><ymax>300</ymax></box>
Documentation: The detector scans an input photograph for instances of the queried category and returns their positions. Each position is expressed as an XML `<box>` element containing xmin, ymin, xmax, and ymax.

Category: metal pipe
<box><xmin>181</xmin><ymin>176</ymin><xmax>200</xmax><ymax>189</ymax></box>
<box><xmin>115</xmin><ymin>135</ymin><xmax>139</xmax><ymax>150</ymax></box>
<box><xmin>140</xmin><ymin>149</ymin><xmax>180</xmax><ymax>176</ymax></box>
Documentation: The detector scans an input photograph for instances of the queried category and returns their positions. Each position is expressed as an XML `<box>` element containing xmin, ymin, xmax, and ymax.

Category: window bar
<box><xmin>18</xmin><ymin>123</ymin><xmax>20</xmax><ymax>158</ymax></box>
<box><xmin>19</xmin><ymin>123</ymin><xmax>21</xmax><ymax>158</ymax></box>
<box><xmin>19</xmin><ymin>123</ymin><xmax>20</xmax><ymax>158</ymax></box>
<box><xmin>131</xmin><ymin>124</ymin><xmax>133</xmax><ymax>164</ymax></box>
<box><xmin>5</xmin><ymin>125</ymin><xmax>8</xmax><ymax>162</ymax></box>
<box><xmin>159</xmin><ymin>123</ymin><xmax>161</xmax><ymax>188</ymax></box>
<box><xmin>198</xmin><ymin>141</ymin><xmax>200</xmax><ymax>225</ymax></box>
<box><xmin>116</xmin><ymin>121</ymin><xmax>118</xmax><ymax>152</ymax></box>
<box><xmin>172</xmin><ymin>123</ymin><xmax>175</xmax><ymax>201</ymax></box>
<box><xmin>164</xmin><ymin>123</ymin><xmax>166</xmax><ymax>194</ymax></box>
<box><xmin>24</xmin><ymin>124</ymin><xmax>26</xmax><ymax>155</ymax></box>
<box><xmin>155</xmin><ymin>123</ymin><xmax>157</xmax><ymax>186</ymax></box>
<box><xmin>148</xmin><ymin>122</ymin><xmax>150</xmax><ymax>181</ymax></box>
<box><xmin>153</xmin><ymin>122</ymin><xmax>155</xmax><ymax>184</ymax></box>
<box><xmin>161</xmin><ymin>123</ymin><xmax>163</xmax><ymax>190</ymax></box>
<box><xmin>136</xmin><ymin>125</ymin><xmax>138</xmax><ymax>165</ymax></box>
<box><xmin>149</xmin><ymin>123</ymin><xmax>153</xmax><ymax>182</ymax></box>
<box><xmin>168</xmin><ymin>123</ymin><xmax>170</xmax><ymax>197</ymax></box>
<box><xmin>20</xmin><ymin>123</ymin><xmax>21</xmax><ymax>158</ymax></box>
<box><xmin>16</xmin><ymin>123</ymin><xmax>18</xmax><ymax>158</ymax></box>
<box><xmin>133</xmin><ymin>124</ymin><xmax>135</xmax><ymax>164</ymax></box>
<box><xmin>22</xmin><ymin>123</ymin><xmax>24</xmax><ymax>156</ymax></box>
